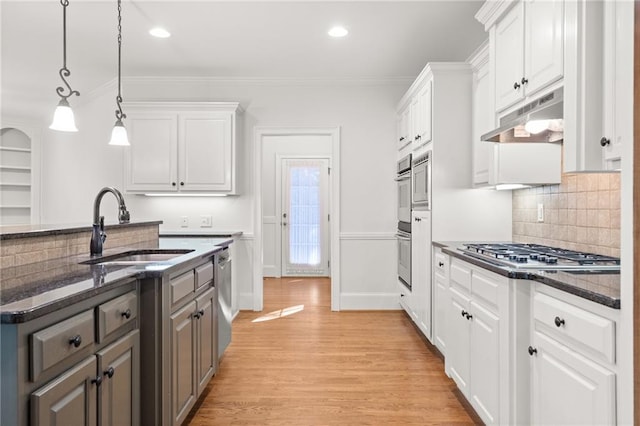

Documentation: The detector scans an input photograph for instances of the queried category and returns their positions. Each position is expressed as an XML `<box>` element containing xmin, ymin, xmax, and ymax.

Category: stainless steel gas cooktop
<box><xmin>459</xmin><ymin>243</ymin><xmax>620</xmax><ymax>271</ymax></box>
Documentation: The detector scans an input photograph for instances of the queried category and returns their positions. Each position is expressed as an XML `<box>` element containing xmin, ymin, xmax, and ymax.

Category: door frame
<box><xmin>253</xmin><ymin>127</ymin><xmax>341</xmax><ymax>311</ymax></box>
<box><xmin>277</xmin><ymin>155</ymin><xmax>331</xmax><ymax>277</ymax></box>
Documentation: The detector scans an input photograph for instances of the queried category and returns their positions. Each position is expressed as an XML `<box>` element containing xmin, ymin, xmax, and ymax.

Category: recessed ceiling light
<box><xmin>149</xmin><ymin>27</ymin><xmax>171</xmax><ymax>38</ymax></box>
<box><xmin>328</xmin><ymin>26</ymin><xmax>348</xmax><ymax>38</ymax></box>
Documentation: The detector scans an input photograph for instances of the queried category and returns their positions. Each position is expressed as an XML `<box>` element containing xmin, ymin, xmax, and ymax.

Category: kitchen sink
<box><xmin>80</xmin><ymin>249</ymin><xmax>194</xmax><ymax>265</ymax></box>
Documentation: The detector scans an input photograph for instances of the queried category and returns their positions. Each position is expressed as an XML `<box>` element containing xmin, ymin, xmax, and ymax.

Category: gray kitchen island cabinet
<box><xmin>140</xmin><ymin>256</ymin><xmax>219</xmax><ymax>426</ymax></box>
<box><xmin>0</xmin><ymin>280</ymin><xmax>140</xmax><ymax>426</ymax></box>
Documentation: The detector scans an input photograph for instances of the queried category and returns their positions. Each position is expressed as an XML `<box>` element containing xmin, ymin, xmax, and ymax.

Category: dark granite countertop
<box><xmin>0</xmin><ymin>221</ymin><xmax>164</xmax><ymax>240</ymax></box>
<box><xmin>0</xmin><ymin>237</ymin><xmax>233</xmax><ymax>324</ymax></box>
<box><xmin>160</xmin><ymin>229</ymin><xmax>243</xmax><ymax>238</ymax></box>
<box><xmin>436</xmin><ymin>241</ymin><xmax>620</xmax><ymax>309</ymax></box>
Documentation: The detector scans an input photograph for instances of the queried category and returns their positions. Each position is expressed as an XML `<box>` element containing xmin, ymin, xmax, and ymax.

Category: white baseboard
<box><xmin>339</xmin><ymin>292</ymin><xmax>402</xmax><ymax>310</ymax></box>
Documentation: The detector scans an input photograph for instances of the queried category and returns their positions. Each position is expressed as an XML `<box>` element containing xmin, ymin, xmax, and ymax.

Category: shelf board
<box><xmin>0</xmin><ymin>146</ymin><xmax>31</xmax><ymax>153</ymax></box>
<box><xmin>0</xmin><ymin>182</ymin><xmax>31</xmax><ymax>187</ymax></box>
<box><xmin>0</xmin><ymin>205</ymin><xmax>30</xmax><ymax>209</ymax></box>
<box><xmin>0</xmin><ymin>165</ymin><xmax>31</xmax><ymax>171</ymax></box>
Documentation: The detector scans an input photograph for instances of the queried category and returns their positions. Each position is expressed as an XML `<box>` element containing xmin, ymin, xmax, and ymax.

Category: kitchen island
<box><xmin>0</xmin><ymin>222</ymin><xmax>234</xmax><ymax>426</ymax></box>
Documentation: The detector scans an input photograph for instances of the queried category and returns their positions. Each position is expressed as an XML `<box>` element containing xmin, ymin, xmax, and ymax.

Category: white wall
<box><xmin>34</xmin><ymin>77</ymin><xmax>407</xmax><ymax>310</ymax></box>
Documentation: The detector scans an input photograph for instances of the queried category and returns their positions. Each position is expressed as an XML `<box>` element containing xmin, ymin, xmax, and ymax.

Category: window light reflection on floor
<box><xmin>252</xmin><ymin>305</ymin><xmax>305</xmax><ymax>323</ymax></box>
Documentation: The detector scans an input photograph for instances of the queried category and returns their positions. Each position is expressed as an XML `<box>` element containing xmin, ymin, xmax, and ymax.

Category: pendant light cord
<box><xmin>115</xmin><ymin>0</ymin><xmax>126</xmax><ymax>121</ymax></box>
<box><xmin>56</xmin><ymin>0</ymin><xmax>79</xmax><ymax>101</ymax></box>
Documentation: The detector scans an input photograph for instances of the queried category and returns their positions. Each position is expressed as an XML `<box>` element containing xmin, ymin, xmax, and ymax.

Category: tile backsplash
<box><xmin>512</xmin><ymin>173</ymin><xmax>620</xmax><ymax>257</ymax></box>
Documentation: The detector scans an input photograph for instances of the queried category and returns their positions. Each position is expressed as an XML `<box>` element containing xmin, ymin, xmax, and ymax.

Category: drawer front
<box><xmin>172</xmin><ymin>270</ymin><xmax>195</xmax><ymax>305</ymax></box>
<box><xmin>471</xmin><ymin>270</ymin><xmax>499</xmax><ymax>312</ymax></box>
<box><xmin>534</xmin><ymin>292</ymin><xmax>615</xmax><ymax>363</ymax></box>
<box><xmin>31</xmin><ymin>309</ymin><xmax>95</xmax><ymax>381</ymax></box>
<box><xmin>434</xmin><ymin>251</ymin><xmax>449</xmax><ymax>279</ymax></box>
<box><xmin>195</xmin><ymin>262</ymin><xmax>214</xmax><ymax>290</ymax></box>
<box><xmin>450</xmin><ymin>260</ymin><xmax>471</xmax><ymax>292</ymax></box>
<box><xmin>97</xmin><ymin>291</ymin><xmax>138</xmax><ymax>342</ymax></box>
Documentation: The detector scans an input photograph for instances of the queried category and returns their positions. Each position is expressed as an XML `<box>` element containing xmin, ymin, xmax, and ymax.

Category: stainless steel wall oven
<box><xmin>396</xmin><ymin>154</ymin><xmax>412</xmax><ymax>290</ymax></box>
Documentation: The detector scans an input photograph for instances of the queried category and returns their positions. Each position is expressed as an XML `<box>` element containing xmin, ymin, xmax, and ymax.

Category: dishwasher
<box><xmin>217</xmin><ymin>248</ymin><xmax>232</xmax><ymax>359</ymax></box>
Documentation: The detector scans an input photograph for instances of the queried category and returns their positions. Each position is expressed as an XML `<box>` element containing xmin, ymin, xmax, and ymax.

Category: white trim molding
<box><xmin>253</xmin><ymin>127</ymin><xmax>341</xmax><ymax>311</ymax></box>
<box><xmin>339</xmin><ymin>293</ymin><xmax>401</xmax><ymax>310</ymax></box>
<box><xmin>339</xmin><ymin>232</ymin><xmax>397</xmax><ymax>240</ymax></box>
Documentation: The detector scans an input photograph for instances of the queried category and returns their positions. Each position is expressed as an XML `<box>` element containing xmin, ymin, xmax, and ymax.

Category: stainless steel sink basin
<box><xmin>80</xmin><ymin>249</ymin><xmax>194</xmax><ymax>266</ymax></box>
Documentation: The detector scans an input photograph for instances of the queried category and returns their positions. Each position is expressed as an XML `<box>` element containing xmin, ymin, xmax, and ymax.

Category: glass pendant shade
<box><xmin>108</xmin><ymin>120</ymin><xmax>129</xmax><ymax>146</ymax></box>
<box><xmin>49</xmin><ymin>99</ymin><xmax>78</xmax><ymax>132</ymax></box>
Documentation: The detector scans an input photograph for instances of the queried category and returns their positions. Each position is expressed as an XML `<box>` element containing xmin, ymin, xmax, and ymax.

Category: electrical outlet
<box><xmin>180</xmin><ymin>216</ymin><xmax>188</xmax><ymax>228</ymax></box>
<box><xmin>200</xmin><ymin>215</ymin><xmax>212</xmax><ymax>228</ymax></box>
<box><xmin>537</xmin><ymin>203</ymin><xmax>544</xmax><ymax>222</ymax></box>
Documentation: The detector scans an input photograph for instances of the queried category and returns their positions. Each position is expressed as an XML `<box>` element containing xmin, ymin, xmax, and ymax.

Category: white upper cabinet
<box><xmin>492</xmin><ymin>0</ymin><xmax>564</xmax><ymax>112</ymax></box>
<box><xmin>397</xmin><ymin>78</ymin><xmax>432</xmax><ymax>152</ymax></box>
<box><xmin>396</xmin><ymin>104</ymin><xmax>411</xmax><ymax>150</ymax></box>
<box><xmin>124</xmin><ymin>102</ymin><xmax>241</xmax><ymax>194</ymax></box>
<box><xmin>563</xmin><ymin>0</ymin><xmax>632</xmax><ymax>172</ymax></box>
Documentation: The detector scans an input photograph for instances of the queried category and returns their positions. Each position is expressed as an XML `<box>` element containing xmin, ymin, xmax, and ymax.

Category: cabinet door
<box><xmin>179</xmin><ymin>112</ymin><xmax>233</xmax><ymax>192</ymax></box>
<box><xmin>417</xmin><ymin>81</ymin><xmax>432</xmax><ymax>145</ymax></box>
<box><xmin>397</xmin><ymin>106</ymin><xmax>411</xmax><ymax>150</ymax></box>
<box><xmin>494</xmin><ymin>2</ymin><xmax>524</xmax><ymax>111</ymax></box>
<box><xmin>125</xmin><ymin>113</ymin><xmax>178</xmax><ymax>192</ymax></box>
<box><xmin>472</xmin><ymin>47</ymin><xmax>493</xmax><ymax>186</ymax></box>
<box><xmin>531</xmin><ymin>331</ymin><xmax>616</xmax><ymax>425</ymax></box>
<box><xmin>446</xmin><ymin>287</ymin><xmax>471</xmax><ymax>396</ymax></box>
<box><xmin>411</xmin><ymin>210</ymin><xmax>432</xmax><ymax>340</ymax></box>
<box><xmin>97</xmin><ymin>330</ymin><xmax>140</xmax><ymax>426</ymax></box>
<box><xmin>469</xmin><ymin>300</ymin><xmax>500</xmax><ymax>425</ymax></box>
<box><xmin>433</xmin><ymin>272</ymin><xmax>449</xmax><ymax>355</ymax></box>
<box><xmin>409</xmin><ymin>94</ymin><xmax>421</xmax><ymax>145</ymax></box>
<box><xmin>171</xmin><ymin>301</ymin><xmax>197</xmax><ymax>426</ymax></box>
<box><xmin>524</xmin><ymin>0</ymin><xmax>564</xmax><ymax>96</ymax></box>
<box><xmin>31</xmin><ymin>356</ymin><xmax>98</xmax><ymax>426</ymax></box>
<box><xmin>196</xmin><ymin>288</ymin><xmax>218</xmax><ymax>396</ymax></box>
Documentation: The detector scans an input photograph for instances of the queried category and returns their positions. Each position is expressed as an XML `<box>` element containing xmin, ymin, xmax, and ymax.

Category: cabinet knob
<box><xmin>198</xmin><ymin>309</ymin><xmax>205</xmax><ymax>318</ymax></box>
<box><xmin>92</xmin><ymin>375</ymin><xmax>103</xmax><ymax>386</ymax></box>
<box><xmin>461</xmin><ymin>310</ymin><xmax>467</xmax><ymax>318</ymax></box>
<box><xmin>69</xmin><ymin>335</ymin><xmax>82</xmax><ymax>348</ymax></box>
<box><xmin>528</xmin><ymin>346</ymin><xmax>538</xmax><ymax>356</ymax></box>
<box><xmin>104</xmin><ymin>367</ymin><xmax>115</xmax><ymax>379</ymax></box>
<box><xmin>400</xmin><ymin>294</ymin><xmax>405</xmax><ymax>298</ymax></box>
<box><xmin>554</xmin><ymin>316</ymin><xmax>565</xmax><ymax>327</ymax></box>
<box><xmin>121</xmin><ymin>309</ymin><xmax>132</xmax><ymax>319</ymax></box>
<box><xmin>438</xmin><ymin>262</ymin><xmax>444</xmax><ymax>267</ymax></box>
<box><xmin>600</xmin><ymin>137</ymin><xmax>611</xmax><ymax>147</ymax></box>
<box><xmin>415</xmin><ymin>217</ymin><xmax>421</xmax><ymax>222</ymax></box>
<box><xmin>513</xmin><ymin>81</ymin><xmax>521</xmax><ymax>90</ymax></box>
<box><xmin>400</xmin><ymin>137</ymin><xmax>405</xmax><ymax>142</ymax></box>
<box><xmin>465</xmin><ymin>313</ymin><xmax>473</xmax><ymax>320</ymax></box>
<box><xmin>180</xmin><ymin>182</ymin><xmax>185</xmax><ymax>186</ymax></box>
<box><xmin>521</xmin><ymin>77</ymin><xmax>528</xmax><ymax>85</ymax></box>
<box><xmin>172</xmin><ymin>182</ymin><xmax>177</xmax><ymax>186</ymax></box>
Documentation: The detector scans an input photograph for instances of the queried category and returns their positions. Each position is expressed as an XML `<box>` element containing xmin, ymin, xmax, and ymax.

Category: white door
<box><xmin>281</xmin><ymin>158</ymin><xmax>330</xmax><ymax>276</ymax></box>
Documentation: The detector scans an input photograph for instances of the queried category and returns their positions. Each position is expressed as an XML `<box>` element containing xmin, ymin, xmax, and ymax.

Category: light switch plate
<box><xmin>180</xmin><ymin>216</ymin><xmax>188</xmax><ymax>228</ymax></box>
<box><xmin>200</xmin><ymin>215</ymin><xmax>212</xmax><ymax>228</ymax></box>
<box><xmin>537</xmin><ymin>203</ymin><xmax>544</xmax><ymax>222</ymax></box>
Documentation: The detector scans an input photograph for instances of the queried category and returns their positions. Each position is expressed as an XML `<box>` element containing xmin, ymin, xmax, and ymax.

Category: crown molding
<box><xmin>475</xmin><ymin>0</ymin><xmax>517</xmax><ymax>30</ymax></box>
<box><xmin>121</xmin><ymin>75</ymin><xmax>414</xmax><ymax>88</ymax></box>
<box><xmin>467</xmin><ymin>39</ymin><xmax>490</xmax><ymax>72</ymax></box>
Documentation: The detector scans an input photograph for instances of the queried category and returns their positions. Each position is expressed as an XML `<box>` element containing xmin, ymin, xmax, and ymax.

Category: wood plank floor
<box><xmin>185</xmin><ymin>277</ymin><xmax>480</xmax><ymax>425</ymax></box>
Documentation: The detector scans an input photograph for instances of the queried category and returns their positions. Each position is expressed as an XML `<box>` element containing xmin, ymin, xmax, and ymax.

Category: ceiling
<box><xmin>1</xmin><ymin>1</ymin><xmax>486</xmax><ymax>119</ymax></box>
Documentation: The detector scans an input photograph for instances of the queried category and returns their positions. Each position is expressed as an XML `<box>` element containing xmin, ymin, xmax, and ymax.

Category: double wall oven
<box><xmin>396</xmin><ymin>154</ymin><xmax>412</xmax><ymax>290</ymax></box>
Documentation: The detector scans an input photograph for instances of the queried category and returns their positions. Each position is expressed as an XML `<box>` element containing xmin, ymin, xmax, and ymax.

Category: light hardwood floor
<box><xmin>185</xmin><ymin>277</ymin><xmax>480</xmax><ymax>425</ymax></box>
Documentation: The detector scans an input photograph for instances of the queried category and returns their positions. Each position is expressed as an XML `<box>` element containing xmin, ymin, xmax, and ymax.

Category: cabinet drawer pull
<box><xmin>554</xmin><ymin>316</ymin><xmax>565</xmax><ymax>327</ymax></box>
<box><xmin>600</xmin><ymin>137</ymin><xmax>611</xmax><ymax>147</ymax></box>
<box><xmin>528</xmin><ymin>346</ymin><xmax>537</xmax><ymax>356</ymax></box>
<box><xmin>69</xmin><ymin>335</ymin><xmax>82</xmax><ymax>348</ymax></box>
<box><xmin>104</xmin><ymin>367</ymin><xmax>115</xmax><ymax>378</ymax></box>
<box><xmin>121</xmin><ymin>309</ymin><xmax>132</xmax><ymax>319</ymax></box>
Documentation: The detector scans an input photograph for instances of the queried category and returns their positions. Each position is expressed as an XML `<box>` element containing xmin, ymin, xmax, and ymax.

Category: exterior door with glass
<box><xmin>281</xmin><ymin>158</ymin><xmax>330</xmax><ymax>276</ymax></box>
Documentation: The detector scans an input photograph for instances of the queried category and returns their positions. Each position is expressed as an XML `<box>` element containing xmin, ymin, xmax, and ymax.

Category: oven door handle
<box><xmin>396</xmin><ymin>234</ymin><xmax>411</xmax><ymax>241</ymax></box>
<box><xmin>394</xmin><ymin>174</ymin><xmax>411</xmax><ymax>182</ymax></box>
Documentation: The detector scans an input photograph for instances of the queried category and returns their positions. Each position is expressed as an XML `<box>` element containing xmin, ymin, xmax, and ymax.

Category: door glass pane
<box><xmin>289</xmin><ymin>165</ymin><xmax>321</xmax><ymax>266</ymax></box>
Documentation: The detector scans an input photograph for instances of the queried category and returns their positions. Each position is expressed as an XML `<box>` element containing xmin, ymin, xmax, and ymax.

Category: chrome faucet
<box><xmin>90</xmin><ymin>187</ymin><xmax>130</xmax><ymax>256</ymax></box>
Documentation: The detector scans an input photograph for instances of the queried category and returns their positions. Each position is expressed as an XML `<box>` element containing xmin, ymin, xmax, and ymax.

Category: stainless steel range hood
<box><xmin>481</xmin><ymin>87</ymin><xmax>564</xmax><ymax>143</ymax></box>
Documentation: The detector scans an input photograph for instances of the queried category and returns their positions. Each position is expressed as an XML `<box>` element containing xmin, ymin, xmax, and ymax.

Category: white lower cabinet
<box><xmin>529</xmin><ymin>286</ymin><xmax>617</xmax><ymax>425</ymax></box>
<box><xmin>432</xmin><ymin>248</ymin><xmax>449</xmax><ymax>355</ymax></box>
<box><xmin>444</xmin><ymin>257</ymin><xmax>520</xmax><ymax>426</ymax></box>
<box><xmin>411</xmin><ymin>210</ymin><xmax>432</xmax><ymax>340</ymax></box>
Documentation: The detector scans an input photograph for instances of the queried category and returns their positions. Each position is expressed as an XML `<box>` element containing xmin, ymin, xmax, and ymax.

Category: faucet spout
<box><xmin>90</xmin><ymin>187</ymin><xmax>130</xmax><ymax>256</ymax></box>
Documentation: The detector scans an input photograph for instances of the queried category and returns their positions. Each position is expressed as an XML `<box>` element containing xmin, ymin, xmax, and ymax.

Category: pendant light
<box><xmin>108</xmin><ymin>0</ymin><xmax>129</xmax><ymax>146</ymax></box>
<box><xmin>49</xmin><ymin>0</ymin><xmax>79</xmax><ymax>132</ymax></box>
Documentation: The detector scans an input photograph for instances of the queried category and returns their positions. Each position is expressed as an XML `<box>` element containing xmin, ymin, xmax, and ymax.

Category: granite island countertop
<box><xmin>434</xmin><ymin>241</ymin><xmax>620</xmax><ymax>309</ymax></box>
<box><xmin>0</xmin><ymin>237</ymin><xmax>233</xmax><ymax>323</ymax></box>
<box><xmin>0</xmin><ymin>221</ymin><xmax>164</xmax><ymax>240</ymax></box>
